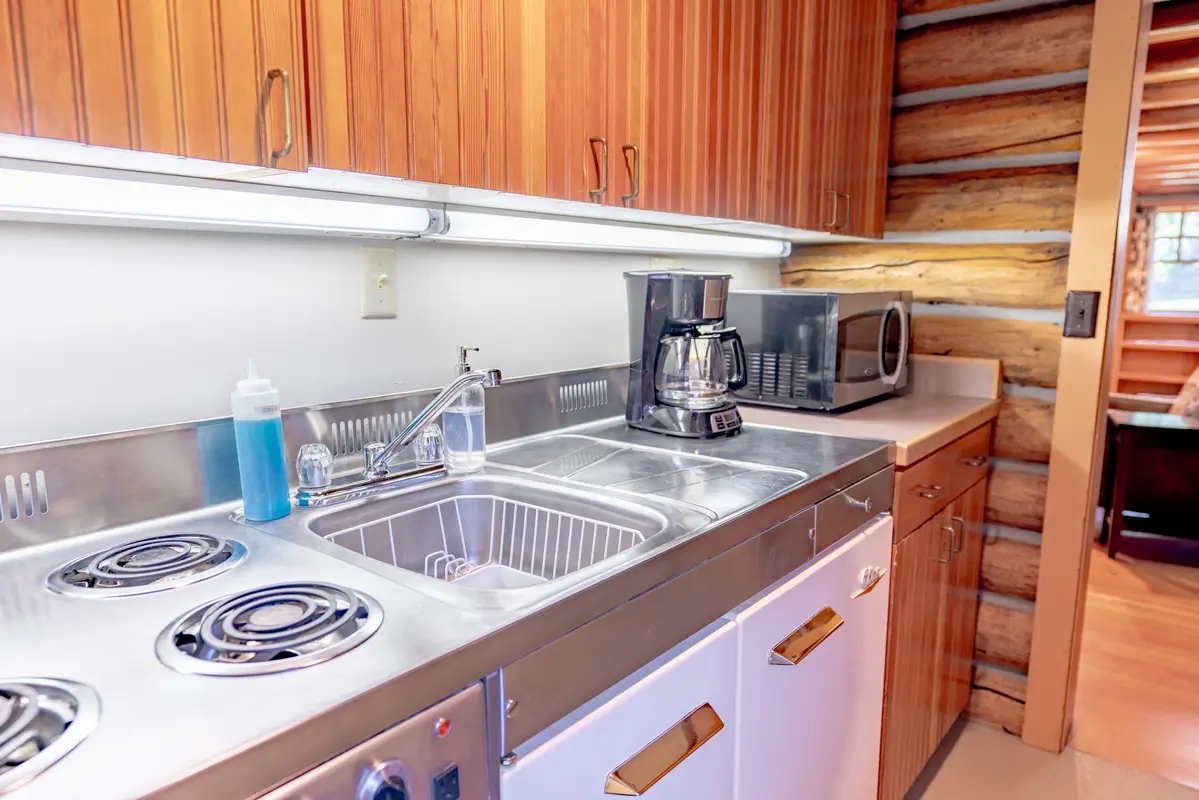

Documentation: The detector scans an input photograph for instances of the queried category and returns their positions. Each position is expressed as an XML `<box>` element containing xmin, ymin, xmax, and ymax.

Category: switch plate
<box><xmin>361</xmin><ymin>246</ymin><xmax>398</xmax><ymax>319</ymax></box>
<box><xmin>1063</xmin><ymin>290</ymin><xmax>1100</xmax><ymax>338</ymax></box>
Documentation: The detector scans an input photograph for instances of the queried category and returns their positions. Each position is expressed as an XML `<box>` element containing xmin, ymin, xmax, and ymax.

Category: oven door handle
<box><xmin>878</xmin><ymin>299</ymin><xmax>909</xmax><ymax>387</ymax></box>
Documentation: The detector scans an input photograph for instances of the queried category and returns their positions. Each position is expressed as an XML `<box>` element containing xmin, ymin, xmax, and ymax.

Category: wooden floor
<box><xmin>1072</xmin><ymin>535</ymin><xmax>1199</xmax><ymax>791</ymax></box>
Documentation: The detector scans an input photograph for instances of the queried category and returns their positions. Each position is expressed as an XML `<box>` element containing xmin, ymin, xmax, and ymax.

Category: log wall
<box><xmin>780</xmin><ymin>0</ymin><xmax>1097</xmax><ymax>737</ymax></box>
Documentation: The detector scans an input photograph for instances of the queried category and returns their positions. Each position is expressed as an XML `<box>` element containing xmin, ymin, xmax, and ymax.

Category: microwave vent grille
<box><xmin>742</xmin><ymin>351</ymin><xmax>808</xmax><ymax>400</ymax></box>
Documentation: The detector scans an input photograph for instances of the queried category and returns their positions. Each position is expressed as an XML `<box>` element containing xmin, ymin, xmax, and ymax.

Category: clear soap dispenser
<box><xmin>443</xmin><ymin>346</ymin><xmax>487</xmax><ymax>474</ymax></box>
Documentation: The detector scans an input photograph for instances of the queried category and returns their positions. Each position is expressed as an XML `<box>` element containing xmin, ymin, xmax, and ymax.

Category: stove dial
<box><xmin>359</xmin><ymin>760</ymin><xmax>410</xmax><ymax>800</ymax></box>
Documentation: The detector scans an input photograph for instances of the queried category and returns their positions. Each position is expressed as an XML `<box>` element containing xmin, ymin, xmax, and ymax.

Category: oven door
<box><xmin>832</xmin><ymin>299</ymin><xmax>908</xmax><ymax>407</ymax></box>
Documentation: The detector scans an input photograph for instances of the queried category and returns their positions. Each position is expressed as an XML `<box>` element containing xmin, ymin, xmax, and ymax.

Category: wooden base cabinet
<box><xmin>500</xmin><ymin>620</ymin><xmax>738</xmax><ymax>799</ymax></box>
<box><xmin>879</xmin><ymin>423</ymin><xmax>991</xmax><ymax>800</ymax></box>
<box><xmin>730</xmin><ymin>516</ymin><xmax>892</xmax><ymax>800</ymax></box>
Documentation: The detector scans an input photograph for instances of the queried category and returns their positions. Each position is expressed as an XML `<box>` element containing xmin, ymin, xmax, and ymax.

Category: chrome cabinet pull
<box><xmin>604</xmin><ymin>703</ymin><xmax>724</xmax><ymax>796</ymax></box>
<box><xmin>621</xmin><ymin>144</ymin><xmax>640</xmax><ymax>207</ymax></box>
<box><xmin>935</xmin><ymin>524</ymin><xmax>953</xmax><ymax>563</ymax></box>
<box><xmin>851</xmin><ymin>566</ymin><xmax>888</xmax><ymax>599</ymax></box>
<box><xmin>264</xmin><ymin>68</ymin><xmax>293</xmax><ymax>165</ymax></box>
<box><xmin>845</xmin><ymin>493</ymin><xmax>872</xmax><ymax>513</ymax></box>
<box><xmin>590</xmin><ymin>136</ymin><xmax>609</xmax><ymax>203</ymax></box>
<box><xmin>837</xmin><ymin>191</ymin><xmax>850</xmax><ymax>230</ymax></box>
<box><xmin>950</xmin><ymin>515</ymin><xmax>965</xmax><ymax>554</ymax></box>
<box><xmin>769</xmin><ymin>606</ymin><xmax>843</xmax><ymax>666</ymax></box>
<box><xmin>910</xmin><ymin>483</ymin><xmax>945</xmax><ymax>499</ymax></box>
<box><xmin>964</xmin><ymin>455</ymin><xmax>988</xmax><ymax>468</ymax></box>
<box><xmin>822</xmin><ymin>188</ymin><xmax>839</xmax><ymax>228</ymax></box>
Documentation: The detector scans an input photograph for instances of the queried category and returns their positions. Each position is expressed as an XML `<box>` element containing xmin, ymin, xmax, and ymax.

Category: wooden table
<box><xmin>1101</xmin><ymin>410</ymin><xmax>1199</xmax><ymax>558</ymax></box>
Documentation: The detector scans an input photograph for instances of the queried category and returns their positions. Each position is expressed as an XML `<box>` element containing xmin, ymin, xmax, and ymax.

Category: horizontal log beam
<box><xmin>986</xmin><ymin>466</ymin><xmax>1048</xmax><ymax>530</ymax></box>
<box><xmin>899</xmin><ymin>0</ymin><xmax>992</xmax><ymax>14</ymax></box>
<box><xmin>1153</xmin><ymin>0</ymin><xmax>1199</xmax><ymax>31</ymax></box>
<box><xmin>994</xmin><ymin>394</ymin><xmax>1055</xmax><ymax>462</ymax></box>
<box><xmin>1141</xmin><ymin>103</ymin><xmax>1199</xmax><ymax>131</ymax></box>
<box><xmin>911</xmin><ymin>316</ymin><xmax>1063</xmax><ymax>388</ymax></box>
<box><xmin>1141</xmin><ymin>77</ymin><xmax>1199</xmax><ymax>108</ymax></box>
<box><xmin>974</xmin><ymin>597</ymin><xmax>1034</xmax><ymax>672</ymax></box>
<box><xmin>896</xmin><ymin>1</ymin><xmax>1094</xmax><ymax>94</ymax></box>
<box><xmin>1145</xmin><ymin>39</ymin><xmax>1199</xmax><ymax>83</ymax></box>
<box><xmin>891</xmin><ymin>86</ymin><xmax>1085</xmax><ymax>165</ymax></box>
<box><xmin>1150</xmin><ymin>20</ymin><xmax>1199</xmax><ymax>44</ymax></box>
<box><xmin>886</xmin><ymin>165</ymin><xmax>1079</xmax><ymax>232</ymax></box>
<box><xmin>981</xmin><ymin>534</ymin><xmax>1041</xmax><ymax>601</ymax></box>
<box><xmin>781</xmin><ymin>243</ymin><xmax>1069</xmax><ymax>308</ymax></box>
<box><xmin>1137</xmin><ymin>129</ymin><xmax>1199</xmax><ymax>147</ymax></box>
<box><xmin>968</xmin><ymin>665</ymin><xmax>1028</xmax><ymax>735</ymax></box>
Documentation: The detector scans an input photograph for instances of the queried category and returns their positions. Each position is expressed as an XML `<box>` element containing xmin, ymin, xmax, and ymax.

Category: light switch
<box><xmin>361</xmin><ymin>246</ymin><xmax>398</xmax><ymax>319</ymax></box>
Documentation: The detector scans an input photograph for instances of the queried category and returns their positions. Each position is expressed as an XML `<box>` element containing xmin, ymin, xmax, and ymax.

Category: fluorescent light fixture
<box><xmin>433</xmin><ymin>209</ymin><xmax>792</xmax><ymax>258</ymax></box>
<box><xmin>0</xmin><ymin>167</ymin><xmax>432</xmax><ymax>238</ymax></box>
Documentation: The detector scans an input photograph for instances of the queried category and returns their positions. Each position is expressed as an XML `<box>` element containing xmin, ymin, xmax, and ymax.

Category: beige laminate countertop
<box><xmin>741</xmin><ymin>393</ymin><xmax>1000</xmax><ymax>468</ymax></box>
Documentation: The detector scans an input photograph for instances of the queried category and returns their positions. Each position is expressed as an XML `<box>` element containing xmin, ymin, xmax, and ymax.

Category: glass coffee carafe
<box><xmin>655</xmin><ymin>328</ymin><xmax>747</xmax><ymax>410</ymax></box>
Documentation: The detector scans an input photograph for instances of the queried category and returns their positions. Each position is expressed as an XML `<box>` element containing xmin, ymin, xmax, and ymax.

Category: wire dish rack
<box><xmin>323</xmin><ymin>495</ymin><xmax>647</xmax><ymax>589</ymax></box>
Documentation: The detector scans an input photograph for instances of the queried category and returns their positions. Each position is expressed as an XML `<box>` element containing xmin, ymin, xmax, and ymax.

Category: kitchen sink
<box><xmin>303</xmin><ymin>473</ymin><xmax>711</xmax><ymax>596</ymax></box>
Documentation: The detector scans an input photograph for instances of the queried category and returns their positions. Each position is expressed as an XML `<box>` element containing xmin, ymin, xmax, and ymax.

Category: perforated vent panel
<box><xmin>0</xmin><ymin>470</ymin><xmax>49</xmax><ymax>523</ymax></box>
<box><xmin>327</xmin><ymin>412</ymin><xmax>416</xmax><ymax>456</ymax></box>
<box><xmin>558</xmin><ymin>379</ymin><xmax>609</xmax><ymax>413</ymax></box>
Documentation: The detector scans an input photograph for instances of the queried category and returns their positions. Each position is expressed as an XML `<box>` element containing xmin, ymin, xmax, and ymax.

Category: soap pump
<box><xmin>231</xmin><ymin>360</ymin><xmax>291</xmax><ymax>521</ymax></box>
<box><xmin>442</xmin><ymin>346</ymin><xmax>487</xmax><ymax>474</ymax></box>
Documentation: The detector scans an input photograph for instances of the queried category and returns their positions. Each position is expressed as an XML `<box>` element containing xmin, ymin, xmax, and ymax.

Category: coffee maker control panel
<box><xmin>710</xmin><ymin>408</ymin><xmax>741</xmax><ymax>434</ymax></box>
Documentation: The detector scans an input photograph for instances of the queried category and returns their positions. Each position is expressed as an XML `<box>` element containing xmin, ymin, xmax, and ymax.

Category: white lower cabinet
<box><xmin>501</xmin><ymin>620</ymin><xmax>738</xmax><ymax>799</ymax></box>
<box><xmin>729</xmin><ymin>516</ymin><xmax>893</xmax><ymax>800</ymax></box>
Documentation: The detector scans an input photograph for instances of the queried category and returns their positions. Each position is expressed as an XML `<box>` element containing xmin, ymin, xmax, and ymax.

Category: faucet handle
<box><xmin>363</xmin><ymin>442</ymin><xmax>388</xmax><ymax>479</ymax></box>
<box><xmin>456</xmin><ymin>346</ymin><xmax>480</xmax><ymax>375</ymax></box>
<box><xmin>297</xmin><ymin>443</ymin><xmax>333</xmax><ymax>489</ymax></box>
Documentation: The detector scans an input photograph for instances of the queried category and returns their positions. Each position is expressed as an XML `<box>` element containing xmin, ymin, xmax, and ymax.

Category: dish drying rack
<box><xmin>325</xmin><ymin>495</ymin><xmax>646</xmax><ymax>588</ymax></box>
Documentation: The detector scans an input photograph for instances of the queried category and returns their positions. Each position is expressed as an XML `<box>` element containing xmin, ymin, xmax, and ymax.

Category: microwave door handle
<box><xmin>879</xmin><ymin>300</ymin><xmax>908</xmax><ymax>387</ymax></box>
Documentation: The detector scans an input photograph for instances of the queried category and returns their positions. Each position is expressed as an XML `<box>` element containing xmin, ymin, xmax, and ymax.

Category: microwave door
<box><xmin>836</xmin><ymin>310</ymin><xmax>886</xmax><ymax>384</ymax></box>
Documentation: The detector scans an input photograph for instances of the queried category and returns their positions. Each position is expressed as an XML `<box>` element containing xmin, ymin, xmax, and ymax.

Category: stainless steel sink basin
<box><xmin>309</xmin><ymin>474</ymin><xmax>673</xmax><ymax>589</ymax></box>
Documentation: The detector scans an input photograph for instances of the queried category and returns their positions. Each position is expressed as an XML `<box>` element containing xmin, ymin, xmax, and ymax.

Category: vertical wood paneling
<box><xmin>245</xmin><ymin>0</ymin><xmax>307</xmax><ymax>170</ymax></box>
<box><xmin>457</xmin><ymin>0</ymin><xmax>486</xmax><ymax>188</ymax></box>
<box><xmin>502</xmin><ymin>0</ymin><xmax>546</xmax><ymax>196</ymax></box>
<box><xmin>18</xmin><ymin>0</ymin><xmax>81</xmax><ymax>141</ymax></box>
<box><xmin>407</xmin><ymin>0</ymin><xmax>438</xmax><ymax>182</ymax></box>
<box><xmin>0</xmin><ymin>0</ymin><xmax>28</xmax><ymax>134</ymax></box>
<box><xmin>479</xmin><ymin>0</ymin><xmax>505</xmax><ymax>190</ymax></box>
<box><xmin>431</xmin><ymin>0</ymin><xmax>460</xmax><ymax>184</ymax></box>
<box><xmin>377</xmin><ymin>0</ymin><xmax>410</xmax><ymax>178</ymax></box>
<box><xmin>219</xmin><ymin>0</ymin><xmax>262</xmax><ymax>166</ymax></box>
<box><xmin>304</xmin><ymin>0</ymin><xmax>347</xmax><ymax>169</ymax></box>
<box><xmin>754</xmin><ymin>0</ymin><xmax>782</xmax><ymax>223</ymax></box>
<box><xmin>71</xmin><ymin>0</ymin><xmax>134</xmax><ymax>149</ymax></box>
<box><xmin>345</xmin><ymin>0</ymin><xmax>384</xmax><ymax>175</ymax></box>
<box><xmin>544</xmin><ymin>0</ymin><xmax>588</xmax><ymax>201</ymax></box>
<box><xmin>126</xmin><ymin>0</ymin><xmax>182</xmax><ymax>155</ymax></box>
<box><xmin>172</xmin><ymin>0</ymin><xmax>222</xmax><ymax>160</ymax></box>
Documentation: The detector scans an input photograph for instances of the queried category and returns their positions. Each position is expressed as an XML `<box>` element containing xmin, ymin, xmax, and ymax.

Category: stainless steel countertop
<box><xmin>1</xmin><ymin>420</ymin><xmax>889</xmax><ymax>800</ymax></box>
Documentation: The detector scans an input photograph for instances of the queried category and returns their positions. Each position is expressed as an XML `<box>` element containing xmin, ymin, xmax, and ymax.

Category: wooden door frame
<box><xmin>1022</xmin><ymin>0</ymin><xmax>1152</xmax><ymax>752</ymax></box>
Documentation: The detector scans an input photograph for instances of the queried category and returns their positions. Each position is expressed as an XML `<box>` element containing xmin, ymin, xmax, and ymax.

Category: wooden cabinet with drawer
<box><xmin>879</xmin><ymin>422</ymin><xmax>992</xmax><ymax>800</ymax></box>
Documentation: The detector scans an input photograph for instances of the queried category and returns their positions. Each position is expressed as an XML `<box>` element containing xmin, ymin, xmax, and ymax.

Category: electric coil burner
<box><xmin>47</xmin><ymin>533</ymin><xmax>247</xmax><ymax>597</ymax></box>
<box><xmin>0</xmin><ymin>679</ymin><xmax>99</xmax><ymax>795</ymax></box>
<box><xmin>156</xmin><ymin>582</ymin><xmax>383</xmax><ymax>677</ymax></box>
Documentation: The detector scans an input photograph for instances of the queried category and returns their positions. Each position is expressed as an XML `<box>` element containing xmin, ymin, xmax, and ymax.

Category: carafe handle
<box><xmin>717</xmin><ymin>328</ymin><xmax>748</xmax><ymax>391</ymax></box>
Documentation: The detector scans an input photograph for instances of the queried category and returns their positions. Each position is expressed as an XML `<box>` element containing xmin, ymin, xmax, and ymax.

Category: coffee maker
<box><xmin>625</xmin><ymin>270</ymin><xmax>747</xmax><ymax>438</ymax></box>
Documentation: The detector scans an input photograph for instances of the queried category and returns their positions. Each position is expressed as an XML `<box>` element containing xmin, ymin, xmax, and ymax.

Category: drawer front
<box><xmin>731</xmin><ymin>516</ymin><xmax>893</xmax><ymax>800</ymax></box>
<box><xmin>894</xmin><ymin>448</ymin><xmax>957</xmax><ymax>541</ymax></box>
<box><xmin>814</xmin><ymin>467</ymin><xmax>894</xmax><ymax>554</ymax></box>
<box><xmin>951</xmin><ymin>423</ymin><xmax>993</xmax><ymax>497</ymax></box>
<box><xmin>501</xmin><ymin>621</ymin><xmax>737</xmax><ymax>799</ymax></box>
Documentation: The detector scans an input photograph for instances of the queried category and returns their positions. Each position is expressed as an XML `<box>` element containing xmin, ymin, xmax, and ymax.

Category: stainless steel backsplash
<box><xmin>0</xmin><ymin>364</ymin><xmax>628</xmax><ymax>552</ymax></box>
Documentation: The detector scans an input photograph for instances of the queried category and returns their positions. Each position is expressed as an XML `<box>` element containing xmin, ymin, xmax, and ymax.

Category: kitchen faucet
<box><xmin>294</xmin><ymin>367</ymin><xmax>502</xmax><ymax>507</ymax></box>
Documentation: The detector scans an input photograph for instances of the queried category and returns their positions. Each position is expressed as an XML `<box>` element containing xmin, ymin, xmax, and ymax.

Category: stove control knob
<box><xmin>359</xmin><ymin>762</ymin><xmax>409</xmax><ymax>800</ymax></box>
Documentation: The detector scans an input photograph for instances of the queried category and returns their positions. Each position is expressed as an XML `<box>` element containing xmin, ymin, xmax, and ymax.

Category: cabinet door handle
<box><xmin>768</xmin><ymin>606</ymin><xmax>844</xmax><ymax>666</ymax></box>
<box><xmin>950</xmin><ymin>515</ymin><xmax>965</xmax><ymax>554</ymax></box>
<box><xmin>822</xmin><ymin>188</ymin><xmax>839</xmax><ymax>229</ymax></box>
<box><xmin>590</xmin><ymin>136</ymin><xmax>609</xmax><ymax>203</ymax></box>
<box><xmin>837</xmin><ymin>191</ymin><xmax>851</xmax><ymax>230</ymax></box>
<box><xmin>264</xmin><ymin>68</ymin><xmax>294</xmax><ymax>165</ymax></box>
<box><xmin>845</xmin><ymin>493</ymin><xmax>872</xmax><ymax>513</ymax></box>
<box><xmin>964</xmin><ymin>455</ymin><xmax>988</xmax><ymax>468</ymax></box>
<box><xmin>605</xmin><ymin>703</ymin><xmax>724</xmax><ymax>796</ymax></box>
<box><xmin>851</xmin><ymin>566</ymin><xmax>888</xmax><ymax>599</ymax></box>
<box><xmin>909</xmin><ymin>483</ymin><xmax>945</xmax><ymax>499</ymax></box>
<box><xmin>621</xmin><ymin>144</ymin><xmax>640</xmax><ymax>207</ymax></box>
<box><xmin>936</xmin><ymin>524</ymin><xmax>953</xmax><ymax>563</ymax></box>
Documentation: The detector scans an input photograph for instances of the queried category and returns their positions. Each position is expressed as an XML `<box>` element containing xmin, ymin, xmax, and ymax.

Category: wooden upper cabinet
<box><xmin>0</xmin><ymin>0</ymin><xmax>307</xmax><ymax>169</ymax></box>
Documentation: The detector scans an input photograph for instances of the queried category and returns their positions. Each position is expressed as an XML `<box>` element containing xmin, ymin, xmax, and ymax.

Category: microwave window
<box><xmin>836</xmin><ymin>311</ymin><xmax>884</xmax><ymax>382</ymax></box>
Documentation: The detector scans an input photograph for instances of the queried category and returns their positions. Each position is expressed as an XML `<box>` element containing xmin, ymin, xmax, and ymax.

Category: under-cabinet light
<box><xmin>432</xmin><ymin>209</ymin><xmax>792</xmax><ymax>258</ymax></box>
<box><xmin>0</xmin><ymin>167</ymin><xmax>432</xmax><ymax>238</ymax></box>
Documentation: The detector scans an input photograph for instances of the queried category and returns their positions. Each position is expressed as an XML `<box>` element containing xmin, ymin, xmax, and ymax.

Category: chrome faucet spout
<box><xmin>362</xmin><ymin>369</ymin><xmax>503</xmax><ymax>479</ymax></box>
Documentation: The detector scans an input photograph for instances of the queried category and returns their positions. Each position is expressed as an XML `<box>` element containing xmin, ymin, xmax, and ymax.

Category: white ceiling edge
<box><xmin>0</xmin><ymin>133</ymin><xmax>837</xmax><ymax>247</ymax></box>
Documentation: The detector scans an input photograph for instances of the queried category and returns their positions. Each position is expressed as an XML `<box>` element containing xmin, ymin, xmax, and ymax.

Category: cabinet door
<box><xmin>936</xmin><ymin>480</ymin><xmax>988</xmax><ymax>738</ymax></box>
<box><xmin>545</xmin><ymin>0</ymin><xmax>608</xmax><ymax>203</ymax></box>
<box><xmin>879</xmin><ymin>512</ymin><xmax>952</xmax><ymax>800</ymax></box>
<box><xmin>501</xmin><ymin>620</ymin><xmax>737</xmax><ymax>799</ymax></box>
<box><xmin>0</xmin><ymin>0</ymin><xmax>306</xmax><ymax>169</ymax></box>
<box><xmin>732</xmin><ymin>516</ymin><xmax>893</xmax><ymax>800</ymax></box>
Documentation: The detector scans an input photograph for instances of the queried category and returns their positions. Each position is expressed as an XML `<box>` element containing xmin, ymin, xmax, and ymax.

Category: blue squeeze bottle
<box><xmin>231</xmin><ymin>361</ymin><xmax>291</xmax><ymax>521</ymax></box>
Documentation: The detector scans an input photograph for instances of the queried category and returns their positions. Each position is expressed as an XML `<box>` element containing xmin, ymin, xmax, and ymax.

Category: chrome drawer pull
<box><xmin>851</xmin><ymin>566</ymin><xmax>888</xmax><ymax>599</ymax></box>
<box><xmin>910</xmin><ymin>484</ymin><xmax>945</xmax><ymax>499</ymax></box>
<box><xmin>935</xmin><ymin>525</ymin><xmax>953</xmax><ymax>563</ymax></box>
<box><xmin>950</xmin><ymin>515</ymin><xmax>964</xmax><ymax>553</ymax></box>
<box><xmin>845</xmin><ymin>494</ymin><xmax>872</xmax><ymax>513</ymax></box>
<box><xmin>768</xmin><ymin>606</ymin><xmax>844</xmax><ymax>666</ymax></box>
<box><xmin>963</xmin><ymin>456</ymin><xmax>988</xmax><ymax>468</ymax></box>
<box><xmin>605</xmin><ymin>703</ymin><xmax>724</xmax><ymax>796</ymax></box>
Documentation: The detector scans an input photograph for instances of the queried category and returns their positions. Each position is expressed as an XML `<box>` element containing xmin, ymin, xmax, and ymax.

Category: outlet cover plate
<box><xmin>1063</xmin><ymin>290</ymin><xmax>1099</xmax><ymax>338</ymax></box>
<box><xmin>361</xmin><ymin>246</ymin><xmax>397</xmax><ymax>319</ymax></box>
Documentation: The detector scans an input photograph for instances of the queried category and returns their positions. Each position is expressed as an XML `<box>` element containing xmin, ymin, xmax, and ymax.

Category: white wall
<box><xmin>0</xmin><ymin>222</ymin><xmax>779</xmax><ymax>446</ymax></box>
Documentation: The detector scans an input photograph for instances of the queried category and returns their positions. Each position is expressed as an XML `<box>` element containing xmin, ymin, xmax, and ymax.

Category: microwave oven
<box><xmin>724</xmin><ymin>288</ymin><xmax>912</xmax><ymax>411</ymax></box>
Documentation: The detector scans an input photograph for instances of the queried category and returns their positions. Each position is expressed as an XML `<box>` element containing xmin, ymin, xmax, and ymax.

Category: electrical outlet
<box><xmin>361</xmin><ymin>246</ymin><xmax>397</xmax><ymax>319</ymax></box>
